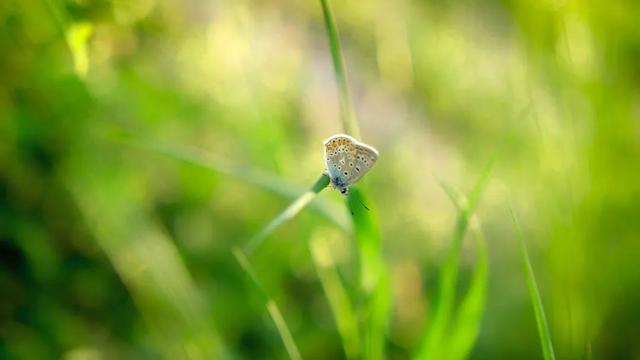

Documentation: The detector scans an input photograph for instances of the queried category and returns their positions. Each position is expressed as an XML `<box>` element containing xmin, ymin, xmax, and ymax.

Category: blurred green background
<box><xmin>1</xmin><ymin>0</ymin><xmax>640</xmax><ymax>359</ymax></box>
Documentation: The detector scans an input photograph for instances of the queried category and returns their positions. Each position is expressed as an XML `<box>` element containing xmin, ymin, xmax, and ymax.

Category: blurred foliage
<box><xmin>1</xmin><ymin>0</ymin><xmax>640</xmax><ymax>359</ymax></box>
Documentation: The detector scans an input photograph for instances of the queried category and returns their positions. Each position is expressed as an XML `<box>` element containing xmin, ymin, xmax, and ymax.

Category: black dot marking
<box><xmin>355</xmin><ymin>167</ymin><xmax>360</xmax><ymax>172</ymax></box>
<box><xmin>344</xmin><ymin>171</ymin><xmax>348</xmax><ymax>176</ymax></box>
<box><xmin>337</xmin><ymin>166</ymin><xmax>342</xmax><ymax>170</ymax></box>
<box><xmin>333</xmin><ymin>164</ymin><xmax>337</xmax><ymax>168</ymax></box>
<box><xmin>349</xmin><ymin>162</ymin><xmax>354</xmax><ymax>167</ymax></box>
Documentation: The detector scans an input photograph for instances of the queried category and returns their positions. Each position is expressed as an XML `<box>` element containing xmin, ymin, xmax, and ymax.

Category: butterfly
<box><xmin>323</xmin><ymin>134</ymin><xmax>379</xmax><ymax>196</ymax></box>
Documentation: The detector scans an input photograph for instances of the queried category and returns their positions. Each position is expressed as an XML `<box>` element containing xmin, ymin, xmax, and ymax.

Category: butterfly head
<box><xmin>330</xmin><ymin>175</ymin><xmax>349</xmax><ymax>196</ymax></box>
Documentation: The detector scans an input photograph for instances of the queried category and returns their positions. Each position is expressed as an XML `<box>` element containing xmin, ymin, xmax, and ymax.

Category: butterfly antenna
<box><xmin>358</xmin><ymin>198</ymin><xmax>370</xmax><ymax>211</ymax></box>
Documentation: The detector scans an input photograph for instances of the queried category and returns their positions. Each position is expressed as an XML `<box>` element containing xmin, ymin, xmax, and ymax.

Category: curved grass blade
<box><xmin>310</xmin><ymin>236</ymin><xmax>361</xmax><ymax>359</ymax></box>
<box><xmin>435</xmin><ymin>178</ymin><xmax>489</xmax><ymax>360</ymax></box>
<box><xmin>417</xmin><ymin>160</ymin><xmax>494</xmax><ymax>360</ymax></box>
<box><xmin>510</xmin><ymin>208</ymin><xmax>556</xmax><ymax>360</ymax></box>
<box><xmin>233</xmin><ymin>247</ymin><xmax>302</xmax><ymax>360</ymax></box>
<box><xmin>123</xmin><ymin>138</ymin><xmax>350</xmax><ymax>232</ymax></box>
<box><xmin>448</xmin><ymin>222</ymin><xmax>488</xmax><ymax>360</ymax></box>
<box><xmin>244</xmin><ymin>173</ymin><xmax>331</xmax><ymax>255</ymax></box>
<box><xmin>111</xmin><ymin>134</ymin><xmax>327</xmax><ymax>359</ymax></box>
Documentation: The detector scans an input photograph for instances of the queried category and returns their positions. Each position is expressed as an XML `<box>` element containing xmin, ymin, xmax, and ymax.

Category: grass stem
<box><xmin>319</xmin><ymin>0</ymin><xmax>360</xmax><ymax>139</ymax></box>
<box><xmin>233</xmin><ymin>247</ymin><xmax>302</xmax><ymax>360</ymax></box>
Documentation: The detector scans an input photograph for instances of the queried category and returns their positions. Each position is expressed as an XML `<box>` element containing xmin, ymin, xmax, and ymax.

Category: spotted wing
<box><xmin>324</xmin><ymin>135</ymin><xmax>357</xmax><ymax>186</ymax></box>
<box><xmin>343</xmin><ymin>142</ymin><xmax>379</xmax><ymax>186</ymax></box>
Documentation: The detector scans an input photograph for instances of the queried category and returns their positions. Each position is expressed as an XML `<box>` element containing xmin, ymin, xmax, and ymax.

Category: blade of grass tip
<box><xmin>232</xmin><ymin>247</ymin><xmax>302</xmax><ymax>360</ymax></box>
<box><xmin>510</xmin><ymin>208</ymin><xmax>556</xmax><ymax>360</ymax></box>
<box><xmin>417</xmin><ymin>161</ymin><xmax>494</xmax><ymax>360</ymax></box>
<box><xmin>117</xmin><ymin>136</ymin><xmax>350</xmax><ymax>232</ymax></box>
<box><xmin>434</xmin><ymin>178</ymin><xmax>489</xmax><ymax>360</ymax></box>
<box><xmin>244</xmin><ymin>173</ymin><xmax>331</xmax><ymax>255</ymax></box>
<box><xmin>310</xmin><ymin>236</ymin><xmax>361</xmax><ymax>359</ymax></box>
<box><xmin>319</xmin><ymin>0</ymin><xmax>360</xmax><ymax>139</ymax></box>
<box><xmin>347</xmin><ymin>188</ymin><xmax>391</xmax><ymax>360</ymax></box>
<box><xmin>434</xmin><ymin>174</ymin><xmax>464</xmax><ymax>211</ymax></box>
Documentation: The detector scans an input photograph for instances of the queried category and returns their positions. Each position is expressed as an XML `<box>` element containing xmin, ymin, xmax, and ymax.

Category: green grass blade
<box><xmin>510</xmin><ymin>209</ymin><xmax>556</xmax><ymax>360</ymax></box>
<box><xmin>347</xmin><ymin>189</ymin><xmax>383</xmax><ymax>292</ymax></box>
<box><xmin>319</xmin><ymin>0</ymin><xmax>360</xmax><ymax>139</ymax></box>
<box><xmin>347</xmin><ymin>188</ymin><xmax>391</xmax><ymax>360</ymax></box>
<box><xmin>244</xmin><ymin>173</ymin><xmax>331</xmax><ymax>254</ymax></box>
<box><xmin>123</xmin><ymin>138</ymin><xmax>350</xmax><ymax>232</ymax></box>
<box><xmin>138</xmin><ymin>139</ymin><xmax>299</xmax><ymax>197</ymax></box>
<box><xmin>417</xmin><ymin>161</ymin><xmax>494</xmax><ymax>360</ymax></box>
<box><xmin>448</xmin><ymin>222</ymin><xmax>489</xmax><ymax>360</ymax></box>
<box><xmin>367</xmin><ymin>272</ymin><xmax>391</xmax><ymax>360</ymax></box>
<box><xmin>435</xmin><ymin>178</ymin><xmax>489</xmax><ymax>360</ymax></box>
<box><xmin>310</xmin><ymin>236</ymin><xmax>361</xmax><ymax>359</ymax></box>
<box><xmin>233</xmin><ymin>248</ymin><xmax>302</xmax><ymax>360</ymax></box>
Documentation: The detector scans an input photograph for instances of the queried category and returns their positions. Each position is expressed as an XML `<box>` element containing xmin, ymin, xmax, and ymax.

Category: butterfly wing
<box><xmin>344</xmin><ymin>142</ymin><xmax>379</xmax><ymax>186</ymax></box>
<box><xmin>324</xmin><ymin>135</ymin><xmax>357</xmax><ymax>187</ymax></box>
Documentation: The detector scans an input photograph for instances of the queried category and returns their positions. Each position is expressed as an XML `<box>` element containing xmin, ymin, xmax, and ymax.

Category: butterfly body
<box><xmin>323</xmin><ymin>134</ymin><xmax>378</xmax><ymax>196</ymax></box>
